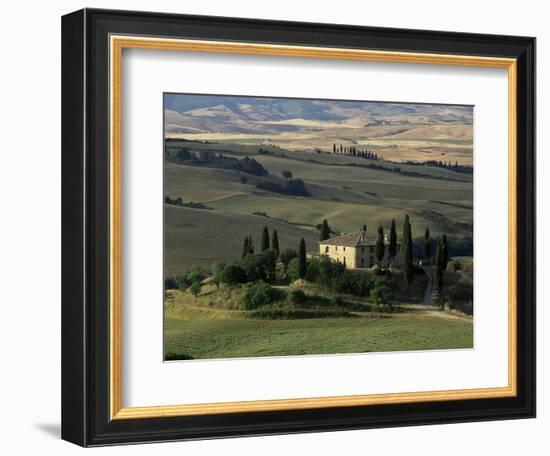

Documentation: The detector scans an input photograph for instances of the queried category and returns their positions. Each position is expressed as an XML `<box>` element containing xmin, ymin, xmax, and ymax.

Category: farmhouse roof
<box><xmin>319</xmin><ymin>230</ymin><xmax>376</xmax><ymax>247</ymax></box>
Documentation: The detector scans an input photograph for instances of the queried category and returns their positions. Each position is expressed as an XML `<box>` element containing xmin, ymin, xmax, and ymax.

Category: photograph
<box><xmin>56</xmin><ymin>5</ymin><xmax>536</xmax><ymax>447</ymax></box>
<box><xmin>163</xmin><ymin>94</ymin><xmax>475</xmax><ymax>361</ymax></box>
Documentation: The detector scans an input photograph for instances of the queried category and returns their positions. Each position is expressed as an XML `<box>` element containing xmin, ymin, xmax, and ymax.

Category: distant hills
<box><xmin>164</xmin><ymin>94</ymin><xmax>474</xmax><ymax>165</ymax></box>
<box><xmin>164</xmin><ymin>94</ymin><xmax>473</xmax><ymax>136</ymax></box>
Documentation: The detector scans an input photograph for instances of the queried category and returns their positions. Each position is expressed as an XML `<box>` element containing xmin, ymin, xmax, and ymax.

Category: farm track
<box><xmin>422</xmin><ymin>265</ymin><xmax>434</xmax><ymax>306</ymax></box>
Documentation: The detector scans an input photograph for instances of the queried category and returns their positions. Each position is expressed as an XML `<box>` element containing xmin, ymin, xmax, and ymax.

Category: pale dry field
<box><xmin>166</xmin><ymin>122</ymin><xmax>473</xmax><ymax>165</ymax></box>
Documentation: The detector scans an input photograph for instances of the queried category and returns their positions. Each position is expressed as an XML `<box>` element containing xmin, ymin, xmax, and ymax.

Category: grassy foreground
<box><xmin>164</xmin><ymin>313</ymin><xmax>473</xmax><ymax>360</ymax></box>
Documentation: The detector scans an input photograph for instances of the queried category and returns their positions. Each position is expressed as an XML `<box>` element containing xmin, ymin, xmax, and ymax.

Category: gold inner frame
<box><xmin>109</xmin><ymin>35</ymin><xmax>518</xmax><ymax>420</ymax></box>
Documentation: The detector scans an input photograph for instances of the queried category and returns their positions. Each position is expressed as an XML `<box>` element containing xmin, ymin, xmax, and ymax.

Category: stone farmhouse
<box><xmin>318</xmin><ymin>226</ymin><xmax>401</xmax><ymax>269</ymax></box>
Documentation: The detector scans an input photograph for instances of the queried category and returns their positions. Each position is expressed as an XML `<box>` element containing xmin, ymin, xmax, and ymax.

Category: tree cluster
<box><xmin>164</xmin><ymin>196</ymin><xmax>211</xmax><ymax>210</ymax></box>
<box><xmin>164</xmin><ymin>264</ymin><xmax>209</xmax><ymax>298</ymax></box>
<box><xmin>165</xmin><ymin>147</ymin><xmax>268</xmax><ymax>176</ymax></box>
<box><xmin>231</xmin><ymin>228</ymin><xmax>306</xmax><ymax>285</ymax></box>
<box><xmin>300</xmin><ymin>255</ymin><xmax>387</xmax><ymax>299</ymax></box>
<box><xmin>401</xmin><ymin>159</ymin><xmax>473</xmax><ymax>175</ymax></box>
<box><xmin>256</xmin><ymin>178</ymin><xmax>309</xmax><ymax>196</ymax></box>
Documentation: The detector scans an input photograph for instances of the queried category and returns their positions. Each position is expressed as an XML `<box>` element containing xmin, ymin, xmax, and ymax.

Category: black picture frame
<box><xmin>62</xmin><ymin>8</ymin><xmax>536</xmax><ymax>447</ymax></box>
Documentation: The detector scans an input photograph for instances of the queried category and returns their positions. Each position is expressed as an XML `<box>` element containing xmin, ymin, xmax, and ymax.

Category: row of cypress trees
<box><xmin>331</xmin><ymin>143</ymin><xmax>381</xmax><ymax>160</ymax></box>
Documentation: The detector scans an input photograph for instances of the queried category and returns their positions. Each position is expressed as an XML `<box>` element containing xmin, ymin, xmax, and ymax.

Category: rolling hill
<box><xmin>164</xmin><ymin>204</ymin><xmax>320</xmax><ymax>276</ymax></box>
<box><xmin>164</xmin><ymin>141</ymin><xmax>472</xmax><ymax>275</ymax></box>
<box><xmin>164</xmin><ymin>94</ymin><xmax>474</xmax><ymax>164</ymax></box>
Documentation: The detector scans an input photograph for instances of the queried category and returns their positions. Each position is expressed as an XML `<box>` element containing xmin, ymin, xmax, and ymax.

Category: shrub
<box><xmin>304</xmin><ymin>256</ymin><xmax>372</xmax><ymax>296</ymax></box>
<box><xmin>189</xmin><ymin>281</ymin><xmax>201</xmax><ymax>298</ymax></box>
<box><xmin>187</xmin><ymin>264</ymin><xmax>207</xmax><ymax>283</ymax></box>
<box><xmin>280</xmin><ymin>248</ymin><xmax>298</xmax><ymax>272</ymax></box>
<box><xmin>286</xmin><ymin>178</ymin><xmax>308</xmax><ymax>195</ymax></box>
<box><xmin>221</xmin><ymin>262</ymin><xmax>248</xmax><ymax>285</ymax></box>
<box><xmin>329</xmin><ymin>295</ymin><xmax>344</xmax><ymax>307</ymax></box>
<box><xmin>305</xmin><ymin>258</ymin><xmax>320</xmax><ymax>282</ymax></box>
<box><xmin>318</xmin><ymin>256</ymin><xmax>346</xmax><ymax>287</ymax></box>
<box><xmin>240</xmin><ymin>281</ymin><xmax>276</xmax><ymax>310</ymax></box>
<box><xmin>347</xmin><ymin>271</ymin><xmax>371</xmax><ymax>296</ymax></box>
<box><xmin>452</xmin><ymin>260</ymin><xmax>462</xmax><ymax>272</ymax></box>
<box><xmin>182</xmin><ymin>201</ymin><xmax>211</xmax><ymax>210</ymax></box>
<box><xmin>287</xmin><ymin>257</ymin><xmax>301</xmax><ymax>282</ymax></box>
<box><xmin>256</xmin><ymin>178</ymin><xmax>310</xmax><ymax>197</ymax></box>
<box><xmin>164</xmin><ymin>277</ymin><xmax>179</xmax><ymax>290</ymax></box>
<box><xmin>370</xmin><ymin>276</ymin><xmax>393</xmax><ymax>306</ymax></box>
<box><xmin>287</xmin><ymin>289</ymin><xmax>307</xmax><ymax>304</ymax></box>
<box><xmin>447</xmin><ymin>279</ymin><xmax>473</xmax><ymax>302</ymax></box>
<box><xmin>164</xmin><ymin>196</ymin><xmax>183</xmax><ymax>206</ymax></box>
<box><xmin>211</xmin><ymin>262</ymin><xmax>225</xmax><ymax>289</ymax></box>
<box><xmin>176</xmin><ymin>274</ymin><xmax>192</xmax><ymax>291</ymax></box>
<box><xmin>242</xmin><ymin>249</ymin><xmax>277</xmax><ymax>282</ymax></box>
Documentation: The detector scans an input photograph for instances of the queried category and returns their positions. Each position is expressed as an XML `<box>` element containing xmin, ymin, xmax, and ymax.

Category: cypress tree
<box><xmin>242</xmin><ymin>236</ymin><xmax>249</xmax><ymax>259</ymax></box>
<box><xmin>320</xmin><ymin>219</ymin><xmax>331</xmax><ymax>241</ymax></box>
<box><xmin>298</xmin><ymin>238</ymin><xmax>307</xmax><ymax>282</ymax></box>
<box><xmin>271</xmin><ymin>230</ymin><xmax>280</xmax><ymax>257</ymax></box>
<box><xmin>423</xmin><ymin>228</ymin><xmax>432</xmax><ymax>262</ymax></box>
<box><xmin>332</xmin><ymin>144</ymin><xmax>336</xmax><ymax>154</ymax></box>
<box><xmin>375</xmin><ymin>226</ymin><xmax>385</xmax><ymax>263</ymax></box>
<box><xmin>388</xmin><ymin>219</ymin><xmax>397</xmax><ymax>264</ymax></box>
<box><xmin>441</xmin><ymin>234</ymin><xmax>449</xmax><ymax>270</ymax></box>
<box><xmin>247</xmin><ymin>236</ymin><xmax>254</xmax><ymax>255</ymax></box>
<box><xmin>261</xmin><ymin>226</ymin><xmax>270</xmax><ymax>251</ymax></box>
<box><xmin>402</xmin><ymin>214</ymin><xmax>414</xmax><ymax>293</ymax></box>
<box><xmin>434</xmin><ymin>240</ymin><xmax>444</xmax><ymax>307</ymax></box>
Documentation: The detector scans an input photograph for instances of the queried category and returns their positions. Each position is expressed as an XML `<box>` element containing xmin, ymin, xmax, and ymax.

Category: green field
<box><xmin>165</xmin><ymin>313</ymin><xmax>473</xmax><ymax>359</ymax></box>
<box><xmin>163</xmin><ymin>276</ymin><xmax>472</xmax><ymax>360</ymax></box>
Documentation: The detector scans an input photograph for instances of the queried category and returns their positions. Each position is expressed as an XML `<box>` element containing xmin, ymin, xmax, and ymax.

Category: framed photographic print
<box><xmin>61</xmin><ymin>8</ymin><xmax>536</xmax><ymax>447</ymax></box>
